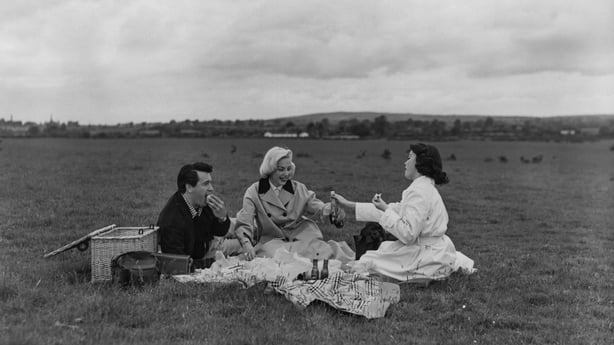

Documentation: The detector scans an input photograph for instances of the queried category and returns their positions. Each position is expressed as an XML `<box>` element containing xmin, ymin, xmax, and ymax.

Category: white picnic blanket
<box><xmin>172</xmin><ymin>249</ymin><xmax>400</xmax><ymax>318</ymax></box>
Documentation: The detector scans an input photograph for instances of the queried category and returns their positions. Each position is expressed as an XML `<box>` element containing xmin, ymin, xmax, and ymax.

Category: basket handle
<box><xmin>137</xmin><ymin>224</ymin><xmax>156</xmax><ymax>235</ymax></box>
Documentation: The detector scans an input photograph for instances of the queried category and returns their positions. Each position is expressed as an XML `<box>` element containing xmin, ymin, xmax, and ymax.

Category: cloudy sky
<box><xmin>1</xmin><ymin>0</ymin><xmax>613</xmax><ymax>124</ymax></box>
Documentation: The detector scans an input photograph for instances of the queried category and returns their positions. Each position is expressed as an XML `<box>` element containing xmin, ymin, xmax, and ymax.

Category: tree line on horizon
<box><xmin>1</xmin><ymin>115</ymin><xmax>613</xmax><ymax>142</ymax></box>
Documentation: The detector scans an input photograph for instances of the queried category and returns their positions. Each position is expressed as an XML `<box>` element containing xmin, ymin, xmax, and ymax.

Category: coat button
<box><xmin>282</xmin><ymin>212</ymin><xmax>287</xmax><ymax>217</ymax></box>
<box><xmin>267</xmin><ymin>213</ymin><xmax>271</xmax><ymax>217</ymax></box>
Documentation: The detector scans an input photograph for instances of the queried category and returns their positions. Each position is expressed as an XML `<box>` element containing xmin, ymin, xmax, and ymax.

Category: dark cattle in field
<box><xmin>498</xmin><ymin>155</ymin><xmax>508</xmax><ymax>163</ymax></box>
<box><xmin>446</xmin><ymin>153</ymin><xmax>457</xmax><ymax>161</ymax></box>
<box><xmin>381</xmin><ymin>149</ymin><xmax>391</xmax><ymax>160</ymax></box>
<box><xmin>532</xmin><ymin>155</ymin><xmax>543</xmax><ymax>163</ymax></box>
<box><xmin>520</xmin><ymin>156</ymin><xmax>531</xmax><ymax>164</ymax></box>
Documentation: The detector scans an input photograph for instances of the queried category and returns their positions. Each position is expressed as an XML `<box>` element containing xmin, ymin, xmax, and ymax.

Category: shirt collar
<box><xmin>181</xmin><ymin>193</ymin><xmax>202</xmax><ymax>218</ymax></box>
<box><xmin>269</xmin><ymin>180</ymin><xmax>283</xmax><ymax>193</ymax></box>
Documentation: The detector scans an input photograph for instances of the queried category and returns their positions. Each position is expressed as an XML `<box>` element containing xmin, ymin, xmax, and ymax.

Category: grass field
<box><xmin>1</xmin><ymin>138</ymin><xmax>613</xmax><ymax>345</ymax></box>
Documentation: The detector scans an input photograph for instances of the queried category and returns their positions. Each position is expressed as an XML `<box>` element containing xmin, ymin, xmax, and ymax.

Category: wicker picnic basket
<box><xmin>90</xmin><ymin>225</ymin><xmax>158</xmax><ymax>283</ymax></box>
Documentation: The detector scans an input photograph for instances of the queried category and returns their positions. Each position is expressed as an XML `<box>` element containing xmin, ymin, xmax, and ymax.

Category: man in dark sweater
<box><xmin>157</xmin><ymin>162</ymin><xmax>239</xmax><ymax>269</ymax></box>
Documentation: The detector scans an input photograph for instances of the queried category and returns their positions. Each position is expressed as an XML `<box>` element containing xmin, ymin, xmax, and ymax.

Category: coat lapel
<box><xmin>278</xmin><ymin>188</ymin><xmax>293</xmax><ymax>208</ymax></box>
<box><xmin>261</xmin><ymin>188</ymin><xmax>286</xmax><ymax>210</ymax></box>
<box><xmin>279</xmin><ymin>180</ymin><xmax>294</xmax><ymax>207</ymax></box>
<box><xmin>258</xmin><ymin>179</ymin><xmax>294</xmax><ymax>211</ymax></box>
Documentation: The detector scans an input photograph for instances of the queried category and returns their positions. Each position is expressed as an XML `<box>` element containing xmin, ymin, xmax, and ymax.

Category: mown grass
<box><xmin>1</xmin><ymin>138</ymin><xmax>613</xmax><ymax>345</ymax></box>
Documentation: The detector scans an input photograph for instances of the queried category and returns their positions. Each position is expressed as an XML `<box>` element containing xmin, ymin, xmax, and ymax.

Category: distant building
<box><xmin>322</xmin><ymin>134</ymin><xmax>360</xmax><ymax>140</ymax></box>
<box><xmin>179</xmin><ymin>129</ymin><xmax>203</xmax><ymax>137</ymax></box>
<box><xmin>0</xmin><ymin>123</ymin><xmax>29</xmax><ymax>136</ymax></box>
<box><xmin>560</xmin><ymin>129</ymin><xmax>575</xmax><ymax>136</ymax></box>
<box><xmin>264</xmin><ymin>132</ymin><xmax>299</xmax><ymax>138</ymax></box>
<box><xmin>88</xmin><ymin>126</ymin><xmax>138</xmax><ymax>137</ymax></box>
<box><xmin>138</xmin><ymin>129</ymin><xmax>161</xmax><ymax>137</ymax></box>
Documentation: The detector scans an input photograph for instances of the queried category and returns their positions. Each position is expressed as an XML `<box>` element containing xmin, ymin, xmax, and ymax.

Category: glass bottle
<box><xmin>320</xmin><ymin>259</ymin><xmax>329</xmax><ymax>279</ymax></box>
<box><xmin>311</xmin><ymin>259</ymin><xmax>319</xmax><ymax>280</ymax></box>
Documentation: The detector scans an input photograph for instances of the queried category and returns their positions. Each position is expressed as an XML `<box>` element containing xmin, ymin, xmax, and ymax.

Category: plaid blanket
<box><xmin>172</xmin><ymin>256</ymin><xmax>400</xmax><ymax>318</ymax></box>
<box><xmin>271</xmin><ymin>272</ymin><xmax>400</xmax><ymax>319</ymax></box>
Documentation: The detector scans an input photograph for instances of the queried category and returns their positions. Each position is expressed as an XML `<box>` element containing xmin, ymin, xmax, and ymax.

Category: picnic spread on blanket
<box><xmin>171</xmin><ymin>247</ymin><xmax>475</xmax><ymax>319</ymax></box>
<box><xmin>173</xmin><ymin>248</ymin><xmax>401</xmax><ymax>319</ymax></box>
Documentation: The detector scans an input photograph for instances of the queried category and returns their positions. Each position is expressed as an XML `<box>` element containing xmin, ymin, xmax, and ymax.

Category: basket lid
<box><xmin>43</xmin><ymin>224</ymin><xmax>116</xmax><ymax>258</ymax></box>
<box><xmin>92</xmin><ymin>226</ymin><xmax>159</xmax><ymax>239</ymax></box>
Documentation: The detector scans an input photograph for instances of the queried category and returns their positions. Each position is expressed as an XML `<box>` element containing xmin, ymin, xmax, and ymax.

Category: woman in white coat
<box><xmin>234</xmin><ymin>146</ymin><xmax>354</xmax><ymax>262</ymax></box>
<box><xmin>332</xmin><ymin>143</ymin><xmax>473</xmax><ymax>283</ymax></box>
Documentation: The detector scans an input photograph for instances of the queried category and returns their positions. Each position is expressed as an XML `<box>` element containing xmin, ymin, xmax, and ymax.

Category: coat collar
<box><xmin>258</xmin><ymin>178</ymin><xmax>294</xmax><ymax>211</ymax></box>
<box><xmin>257</xmin><ymin>178</ymin><xmax>294</xmax><ymax>194</ymax></box>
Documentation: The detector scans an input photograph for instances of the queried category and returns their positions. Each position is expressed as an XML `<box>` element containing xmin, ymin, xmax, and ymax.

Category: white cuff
<box><xmin>379</xmin><ymin>208</ymin><xmax>400</xmax><ymax>229</ymax></box>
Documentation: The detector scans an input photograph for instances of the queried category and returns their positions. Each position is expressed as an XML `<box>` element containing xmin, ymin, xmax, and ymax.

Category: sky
<box><xmin>1</xmin><ymin>0</ymin><xmax>613</xmax><ymax>125</ymax></box>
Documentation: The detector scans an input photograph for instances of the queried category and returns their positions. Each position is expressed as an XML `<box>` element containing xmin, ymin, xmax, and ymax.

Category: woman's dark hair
<box><xmin>409</xmin><ymin>143</ymin><xmax>449</xmax><ymax>185</ymax></box>
<box><xmin>177</xmin><ymin>162</ymin><xmax>212</xmax><ymax>193</ymax></box>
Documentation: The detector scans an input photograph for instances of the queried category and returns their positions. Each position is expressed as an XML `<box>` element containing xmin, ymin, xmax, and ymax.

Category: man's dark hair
<box><xmin>177</xmin><ymin>162</ymin><xmax>213</xmax><ymax>193</ymax></box>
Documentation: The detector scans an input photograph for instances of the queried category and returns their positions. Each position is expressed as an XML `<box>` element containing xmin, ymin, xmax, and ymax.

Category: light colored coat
<box><xmin>355</xmin><ymin>176</ymin><xmax>459</xmax><ymax>282</ymax></box>
<box><xmin>234</xmin><ymin>179</ymin><xmax>326</xmax><ymax>244</ymax></box>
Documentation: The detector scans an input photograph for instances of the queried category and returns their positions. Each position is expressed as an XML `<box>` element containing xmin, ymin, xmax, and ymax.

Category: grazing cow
<box><xmin>356</xmin><ymin>150</ymin><xmax>367</xmax><ymax>159</ymax></box>
<box><xmin>532</xmin><ymin>155</ymin><xmax>543</xmax><ymax>163</ymax></box>
<box><xmin>446</xmin><ymin>153</ymin><xmax>457</xmax><ymax>161</ymax></box>
<box><xmin>230</xmin><ymin>145</ymin><xmax>237</xmax><ymax>154</ymax></box>
<box><xmin>484</xmin><ymin>157</ymin><xmax>493</xmax><ymax>162</ymax></box>
<box><xmin>498</xmin><ymin>155</ymin><xmax>508</xmax><ymax>163</ymax></box>
<box><xmin>381</xmin><ymin>149</ymin><xmax>391</xmax><ymax>160</ymax></box>
<box><xmin>520</xmin><ymin>156</ymin><xmax>531</xmax><ymax>164</ymax></box>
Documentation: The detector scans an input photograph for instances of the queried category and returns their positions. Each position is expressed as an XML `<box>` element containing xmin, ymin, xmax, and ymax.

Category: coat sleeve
<box><xmin>378</xmin><ymin>189</ymin><xmax>429</xmax><ymax>245</ymax></box>
<box><xmin>234</xmin><ymin>187</ymin><xmax>258</xmax><ymax>243</ymax></box>
<box><xmin>303</xmin><ymin>187</ymin><xmax>327</xmax><ymax>217</ymax></box>
<box><xmin>355</xmin><ymin>202</ymin><xmax>384</xmax><ymax>222</ymax></box>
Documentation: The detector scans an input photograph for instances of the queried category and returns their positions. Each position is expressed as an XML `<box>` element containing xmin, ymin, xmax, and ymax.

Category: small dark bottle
<box><xmin>320</xmin><ymin>259</ymin><xmax>329</xmax><ymax>279</ymax></box>
<box><xmin>311</xmin><ymin>259</ymin><xmax>319</xmax><ymax>280</ymax></box>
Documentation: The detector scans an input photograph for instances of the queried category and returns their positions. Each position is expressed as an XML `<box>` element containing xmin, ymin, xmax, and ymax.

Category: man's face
<box><xmin>187</xmin><ymin>171</ymin><xmax>214</xmax><ymax>208</ymax></box>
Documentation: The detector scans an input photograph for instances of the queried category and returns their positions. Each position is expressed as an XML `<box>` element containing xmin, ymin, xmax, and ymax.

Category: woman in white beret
<box><xmin>234</xmin><ymin>146</ymin><xmax>354</xmax><ymax>262</ymax></box>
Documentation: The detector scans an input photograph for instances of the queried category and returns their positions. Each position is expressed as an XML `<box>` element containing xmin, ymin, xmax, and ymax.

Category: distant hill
<box><xmin>272</xmin><ymin>111</ymin><xmax>614</xmax><ymax>127</ymax></box>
